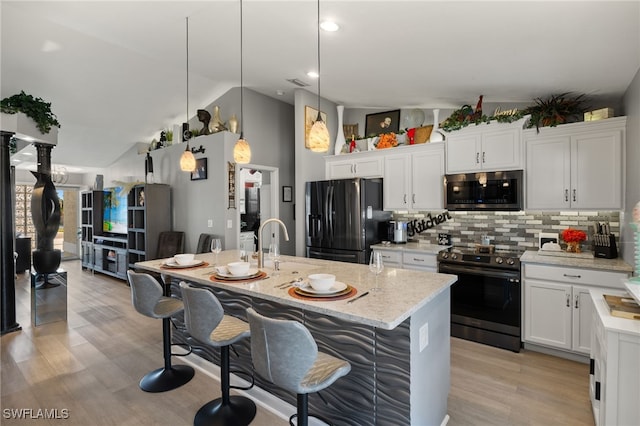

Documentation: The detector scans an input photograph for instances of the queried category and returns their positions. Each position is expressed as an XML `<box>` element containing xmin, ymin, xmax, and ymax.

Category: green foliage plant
<box><xmin>0</xmin><ymin>91</ymin><xmax>61</xmax><ymax>134</ymax></box>
<box><xmin>523</xmin><ymin>92</ymin><xmax>588</xmax><ymax>132</ymax></box>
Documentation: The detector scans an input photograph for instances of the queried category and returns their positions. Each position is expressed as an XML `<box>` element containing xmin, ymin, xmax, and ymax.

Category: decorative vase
<box><xmin>334</xmin><ymin>105</ymin><xmax>346</xmax><ymax>155</ymax></box>
<box><xmin>228</xmin><ymin>114</ymin><xmax>239</xmax><ymax>134</ymax></box>
<box><xmin>429</xmin><ymin>109</ymin><xmax>445</xmax><ymax>142</ymax></box>
<box><xmin>566</xmin><ymin>241</ymin><xmax>582</xmax><ymax>253</ymax></box>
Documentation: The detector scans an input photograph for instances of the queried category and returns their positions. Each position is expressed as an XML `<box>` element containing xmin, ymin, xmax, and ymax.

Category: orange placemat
<box><xmin>288</xmin><ymin>285</ymin><xmax>357</xmax><ymax>301</ymax></box>
<box><xmin>161</xmin><ymin>261</ymin><xmax>210</xmax><ymax>270</ymax></box>
<box><xmin>210</xmin><ymin>270</ymin><xmax>268</xmax><ymax>284</ymax></box>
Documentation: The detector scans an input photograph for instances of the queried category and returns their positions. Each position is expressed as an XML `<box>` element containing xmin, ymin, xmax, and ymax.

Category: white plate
<box><xmin>215</xmin><ymin>268</ymin><xmax>260</xmax><ymax>279</ymax></box>
<box><xmin>163</xmin><ymin>259</ymin><xmax>205</xmax><ymax>268</ymax></box>
<box><xmin>298</xmin><ymin>281</ymin><xmax>347</xmax><ymax>295</ymax></box>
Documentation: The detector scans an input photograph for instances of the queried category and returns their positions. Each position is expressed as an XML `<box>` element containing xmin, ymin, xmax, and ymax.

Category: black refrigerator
<box><xmin>305</xmin><ymin>178</ymin><xmax>391</xmax><ymax>264</ymax></box>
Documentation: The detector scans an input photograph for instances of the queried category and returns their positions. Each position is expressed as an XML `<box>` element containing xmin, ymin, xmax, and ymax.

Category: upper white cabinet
<box><xmin>445</xmin><ymin>120</ymin><xmax>525</xmax><ymax>173</ymax></box>
<box><xmin>325</xmin><ymin>151</ymin><xmax>384</xmax><ymax>179</ymax></box>
<box><xmin>383</xmin><ymin>143</ymin><xmax>445</xmax><ymax>211</ymax></box>
<box><xmin>525</xmin><ymin>117</ymin><xmax>625</xmax><ymax>210</ymax></box>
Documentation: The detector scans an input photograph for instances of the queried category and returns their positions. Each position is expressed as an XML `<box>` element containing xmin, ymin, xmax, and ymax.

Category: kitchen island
<box><xmin>135</xmin><ymin>251</ymin><xmax>457</xmax><ymax>426</ymax></box>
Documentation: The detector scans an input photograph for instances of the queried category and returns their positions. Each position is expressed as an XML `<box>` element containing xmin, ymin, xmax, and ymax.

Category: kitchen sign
<box><xmin>407</xmin><ymin>211</ymin><xmax>452</xmax><ymax>237</ymax></box>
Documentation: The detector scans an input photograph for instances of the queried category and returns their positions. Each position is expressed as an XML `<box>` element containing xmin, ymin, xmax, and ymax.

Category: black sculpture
<box><xmin>197</xmin><ymin>109</ymin><xmax>212</xmax><ymax>135</ymax></box>
<box><xmin>30</xmin><ymin>171</ymin><xmax>61</xmax><ymax>274</ymax></box>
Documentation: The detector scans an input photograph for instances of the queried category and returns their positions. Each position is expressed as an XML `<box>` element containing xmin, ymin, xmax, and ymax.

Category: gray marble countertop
<box><xmin>371</xmin><ymin>242</ymin><xmax>450</xmax><ymax>255</ymax></box>
<box><xmin>521</xmin><ymin>250</ymin><xmax>634</xmax><ymax>273</ymax></box>
<box><xmin>135</xmin><ymin>251</ymin><xmax>457</xmax><ymax>330</ymax></box>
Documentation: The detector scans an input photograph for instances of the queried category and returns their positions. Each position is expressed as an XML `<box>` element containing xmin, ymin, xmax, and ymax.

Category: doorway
<box><xmin>234</xmin><ymin>164</ymin><xmax>281</xmax><ymax>254</ymax></box>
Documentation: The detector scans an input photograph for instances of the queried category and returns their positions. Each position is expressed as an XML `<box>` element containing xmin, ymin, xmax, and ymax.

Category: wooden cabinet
<box><xmin>589</xmin><ymin>288</ymin><xmax>640</xmax><ymax>426</ymax></box>
<box><xmin>127</xmin><ymin>184</ymin><xmax>171</xmax><ymax>268</ymax></box>
<box><xmin>445</xmin><ymin>120</ymin><xmax>524</xmax><ymax>173</ymax></box>
<box><xmin>523</xmin><ymin>263</ymin><xmax>630</xmax><ymax>355</ymax></box>
<box><xmin>80</xmin><ymin>190</ymin><xmax>103</xmax><ymax>270</ymax></box>
<box><xmin>525</xmin><ymin>117</ymin><xmax>625</xmax><ymax>210</ymax></box>
<box><xmin>325</xmin><ymin>152</ymin><xmax>384</xmax><ymax>179</ymax></box>
<box><xmin>92</xmin><ymin>236</ymin><xmax>128</xmax><ymax>280</ymax></box>
<box><xmin>383</xmin><ymin>143</ymin><xmax>444</xmax><ymax>211</ymax></box>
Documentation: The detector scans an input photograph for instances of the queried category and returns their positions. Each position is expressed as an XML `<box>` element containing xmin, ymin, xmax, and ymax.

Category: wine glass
<box><xmin>369</xmin><ymin>251</ymin><xmax>384</xmax><ymax>291</ymax></box>
<box><xmin>268</xmin><ymin>242</ymin><xmax>280</xmax><ymax>274</ymax></box>
<box><xmin>210</xmin><ymin>238</ymin><xmax>222</xmax><ymax>264</ymax></box>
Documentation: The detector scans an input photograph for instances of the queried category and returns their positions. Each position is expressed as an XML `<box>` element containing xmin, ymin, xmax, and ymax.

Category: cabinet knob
<box><xmin>572</xmin><ymin>189</ymin><xmax>576</xmax><ymax>202</ymax></box>
<box><xmin>482</xmin><ymin>151</ymin><xmax>486</xmax><ymax>163</ymax></box>
<box><xmin>476</xmin><ymin>152</ymin><xmax>480</xmax><ymax>164</ymax></box>
<box><xmin>565</xmin><ymin>189</ymin><xmax>569</xmax><ymax>202</ymax></box>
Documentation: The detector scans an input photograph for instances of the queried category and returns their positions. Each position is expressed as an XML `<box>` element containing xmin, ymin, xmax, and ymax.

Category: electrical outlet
<box><xmin>207</xmin><ymin>219</ymin><xmax>213</xmax><ymax>228</ymax></box>
<box><xmin>419</xmin><ymin>323</ymin><xmax>429</xmax><ymax>351</ymax></box>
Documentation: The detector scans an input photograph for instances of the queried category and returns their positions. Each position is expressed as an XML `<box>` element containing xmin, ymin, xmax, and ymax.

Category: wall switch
<box><xmin>419</xmin><ymin>323</ymin><xmax>429</xmax><ymax>351</ymax></box>
<box><xmin>207</xmin><ymin>219</ymin><xmax>213</xmax><ymax>228</ymax></box>
<box><xmin>227</xmin><ymin>220</ymin><xmax>233</xmax><ymax>229</ymax></box>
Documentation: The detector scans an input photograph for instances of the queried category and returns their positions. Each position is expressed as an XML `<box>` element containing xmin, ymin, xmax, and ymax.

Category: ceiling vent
<box><xmin>286</xmin><ymin>78</ymin><xmax>310</xmax><ymax>87</ymax></box>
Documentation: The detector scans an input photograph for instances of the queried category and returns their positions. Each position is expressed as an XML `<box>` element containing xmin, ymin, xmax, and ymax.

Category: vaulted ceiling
<box><xmin>2</xmin><ymin>1</ymin><xmax>639</xmax><ymax>171</ymax></box>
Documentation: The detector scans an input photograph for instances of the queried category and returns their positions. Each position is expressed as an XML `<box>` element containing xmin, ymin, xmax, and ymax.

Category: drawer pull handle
<box><xmin>413</xmin><ymin>258</ymin><xmax>424</xmax><ymax>262</ymax></box>
<box><xmin>575</xmin><ymin>294</ymin><xmax>579</xmax><ymax>309</ymax></box>
<box><xmin>566</xmin><ymin>293</ymin><xmax>571</xmax><ymax>307</ymax></box>
<box><xmin>563</xmin><ymin>273</ymin><xmax>581</xmax><ymax>279</ymax></box>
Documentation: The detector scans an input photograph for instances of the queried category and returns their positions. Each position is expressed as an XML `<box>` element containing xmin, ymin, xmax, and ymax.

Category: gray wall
<box><xmin>81</xmin><ymin>87</ymin><xmax>296</xmax><ymax>256</ymax></box>
<box><xmin>622</xmin><ymin>68</ymin><xmax>640</xmax><ymax>274</ymax></box>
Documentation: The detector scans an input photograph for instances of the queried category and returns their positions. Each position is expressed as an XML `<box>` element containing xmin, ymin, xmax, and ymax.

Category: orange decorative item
<box><xmin>376</xmin><ymin>132</ymin><xmax>398</xmax><ymax>149</ymax></box>
<box><xmin>561</xmin><ymin>228</ymin><xmax>587</xmax><ymax>253</ymax></box>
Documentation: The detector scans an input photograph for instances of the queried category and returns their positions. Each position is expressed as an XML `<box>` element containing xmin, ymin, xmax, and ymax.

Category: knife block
<box><xmin>594</xmin><ymin>235</ymin><xmax>618</xmax><ymax>259</ymax></box>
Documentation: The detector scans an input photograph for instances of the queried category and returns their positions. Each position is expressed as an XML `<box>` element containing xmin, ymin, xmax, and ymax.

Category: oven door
<box><xmin>439</xmin><ymin>263</ymin><xmax>521</xmax><ymax>337</ymax></box>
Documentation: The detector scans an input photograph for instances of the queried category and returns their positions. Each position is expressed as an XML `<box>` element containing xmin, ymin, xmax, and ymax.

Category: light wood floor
<box><xmin>1</xmin><ymin>261</ymin><xmax>593</xmax><ymax>425</ymax></box>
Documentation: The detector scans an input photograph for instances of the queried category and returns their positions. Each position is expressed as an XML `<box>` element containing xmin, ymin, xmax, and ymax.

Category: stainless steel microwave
<box><xmin>444</xmin><ymin>170</ymin><xmax>523</xmax><ymax>211</ymax></box>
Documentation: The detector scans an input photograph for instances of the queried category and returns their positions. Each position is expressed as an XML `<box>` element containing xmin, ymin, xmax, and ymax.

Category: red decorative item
<box><xmin>407</xmin><ymin>128</ymin><xmax>416</xmax><ymax>144</ymax></box>
<box><xmin>349</xmin><ymin>136</ymin><xmax>356</xmax><ymax>153</ymax></box>
<box><xmin>561</xmin><ymin>228</ymin><xmax>587</xmax><ymax>253</ymax></box>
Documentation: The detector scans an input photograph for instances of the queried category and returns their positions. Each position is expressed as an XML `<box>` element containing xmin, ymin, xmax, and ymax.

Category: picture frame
<box><xmin>304</xmin><ymin>105</ymin><xmax>327</xmax><ymax>149</ymax></box>
<box><xmin>190</xmin><ymin>158</ymin><xmax>208</xmax><ymax>181</ymax></box>
<box><xmin>282</xmin><ymin>185</ymin><xmax>293</xmax><ymax>202</ymax></box>
<box><xmin>365</xmin><ymin>109</ymin><xmax>401</xmax><ymax>137</ymax></box>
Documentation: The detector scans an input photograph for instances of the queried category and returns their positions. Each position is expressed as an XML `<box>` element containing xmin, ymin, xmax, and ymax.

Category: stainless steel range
<box><xmin>438</xmin><ymin>246</ymin><xmax>522</xmax><ymax>352</ymax></box>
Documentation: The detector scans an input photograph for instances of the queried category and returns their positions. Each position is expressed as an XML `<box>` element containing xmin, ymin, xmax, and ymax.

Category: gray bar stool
<box><xmin>246</xmin><ymin>308</ymin><xmax>351</xmax><ymax>426</ymax></box>
<box><xmin>127</xmin><ymin>270</ymin><xmax>195</xmax><ymax>392</ymax></box>
<box><xmin>180</xmin><ymin>282</ymin><xmax>256</xmax><ymax>426</ymax></box>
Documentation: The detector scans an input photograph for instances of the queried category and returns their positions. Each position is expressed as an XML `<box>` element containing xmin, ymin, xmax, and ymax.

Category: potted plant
<box><xmin>0</xmin><ymin>90</ymin><xmax>60</xmax><ymax>134</ymax></box>
<box><xmin>524</xmin><ymin>92</ymin><xmax>588</xmax><ymax>132</ymax></box>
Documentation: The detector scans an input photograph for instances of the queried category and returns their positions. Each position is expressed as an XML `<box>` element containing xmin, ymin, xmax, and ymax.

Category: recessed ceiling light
<box><xmin>307</xmin><ymin>71</ymin><xmax>319</xmax><ymax>78</ymax></box>
<box><xmin>320</xmin><ymin>20</ymin><xmax>339</xmax><ymax>32</ymax></box>
<box><xmin>276</xmin><ymin>90</ymin><xmax>285</xmax><ymax>96</ymax></box>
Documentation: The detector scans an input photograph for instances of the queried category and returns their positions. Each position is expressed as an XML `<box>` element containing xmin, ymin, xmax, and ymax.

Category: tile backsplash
<box><xmin>393</xmin><ymin>210</ymin><xmax>620</xmax><ymax>251</ymax></box>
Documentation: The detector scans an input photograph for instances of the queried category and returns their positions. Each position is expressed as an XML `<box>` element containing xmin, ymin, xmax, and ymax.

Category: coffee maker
<box><xmin>387</xmin><ymin>220</ymin><xmax>408</xmax><ymax>244</ymax></box>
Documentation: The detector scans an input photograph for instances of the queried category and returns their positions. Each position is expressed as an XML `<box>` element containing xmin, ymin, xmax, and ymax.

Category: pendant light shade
<box><xmin>180</xmin><ymin>146</ymin><xmax>196</xmax><ymax>172</ymax></box>
<box><xmin>234</xmin><ymin>0</ymin><xmax>251</xmax><ymax>164</ymax></box>
<box><xmin>310</xmin><ymin>0</ymin><xmax>329</xmax><ymax>153</ymax></box>
<box><xmin>309</xmin><ymin>118</ymin><xmax>329</xmax><ymax>152</ymax></box>
<box><xmin>233</xmin><ymin>137</ymin><xmax>251</xmax><ymax>163</ymax></box>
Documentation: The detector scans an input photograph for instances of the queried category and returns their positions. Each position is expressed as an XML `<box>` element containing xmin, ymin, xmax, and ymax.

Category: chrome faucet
<box><xmin>257</xmin><ymin>218</ymin><xmax>290</xmax><ymax>268</ymax></box>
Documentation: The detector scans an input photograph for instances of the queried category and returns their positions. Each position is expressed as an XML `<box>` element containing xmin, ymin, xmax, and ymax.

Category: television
<box><xmin>103</xmin><ymin>187</ymin><xmax>128</xmax><ymax>235</ymax></box>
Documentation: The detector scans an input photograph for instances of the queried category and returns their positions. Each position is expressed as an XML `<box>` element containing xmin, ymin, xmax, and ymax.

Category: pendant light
<box><xmin>180</xmin><ymin>16</ymin><xmax>197</xmax><ymax>172</ymax></box>
<box><xmin>308</xmin><ymin>0</ymin><xmax>330</xmax><ymax>153</ymax></box>
<box><xmin>233</xmin><ymin>0</ymin><xmax>251</xmax><ymax>164</ymax></box>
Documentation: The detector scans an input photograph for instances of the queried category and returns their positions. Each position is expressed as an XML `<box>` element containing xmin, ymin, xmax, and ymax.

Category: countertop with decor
<box><xmin>521</xmin><ymin>250</ymin><xmax>634</xmax><ymax>273</ymax></box>
<box><xmin>371</xmin><ymin>241</ymin><xmax>450</xmax><ymax>254</ymax></box>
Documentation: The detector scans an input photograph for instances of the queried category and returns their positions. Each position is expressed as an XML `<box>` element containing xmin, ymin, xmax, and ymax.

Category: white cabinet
<box><xmin>372</xmin><ymin>247</ymin><xmax>438</xmax><ymax>272</ymax></box>
<box><xmin>383</xmin><ymin>144</ymin><xmax>444</xmax><ymax>211</ymax></box>
<box><xmin>589</xmin><ymin>288</ymin><xmax>640</xmax><ymax>426</ymax></box>
<box><xmin>373</xmin><ymin>248</ymin><xmax>402</xmax><ymax>268</ymax></box>
<box><xmin>325</xmin><ymin>153</ymin><xmax>384</xmax><ymax>179</ymax></box>
<box><xmin>523</xmin><ymin>263</ymin><xmax>630</xmax><ymax>355</ymax></box>
<box><xmin>402</xmin><ymin>251</ymin><xmax>437</xmax><ymax>272</ymax></box>
<box><xmin>445</xmin><ymin>120</ymin><xmax>524</xmax><ymax>173</ymax></box>
<box><xmin>525</xmin><ymin>117</ymin><xmax>625</xmax><ymax>210</ymax></box>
